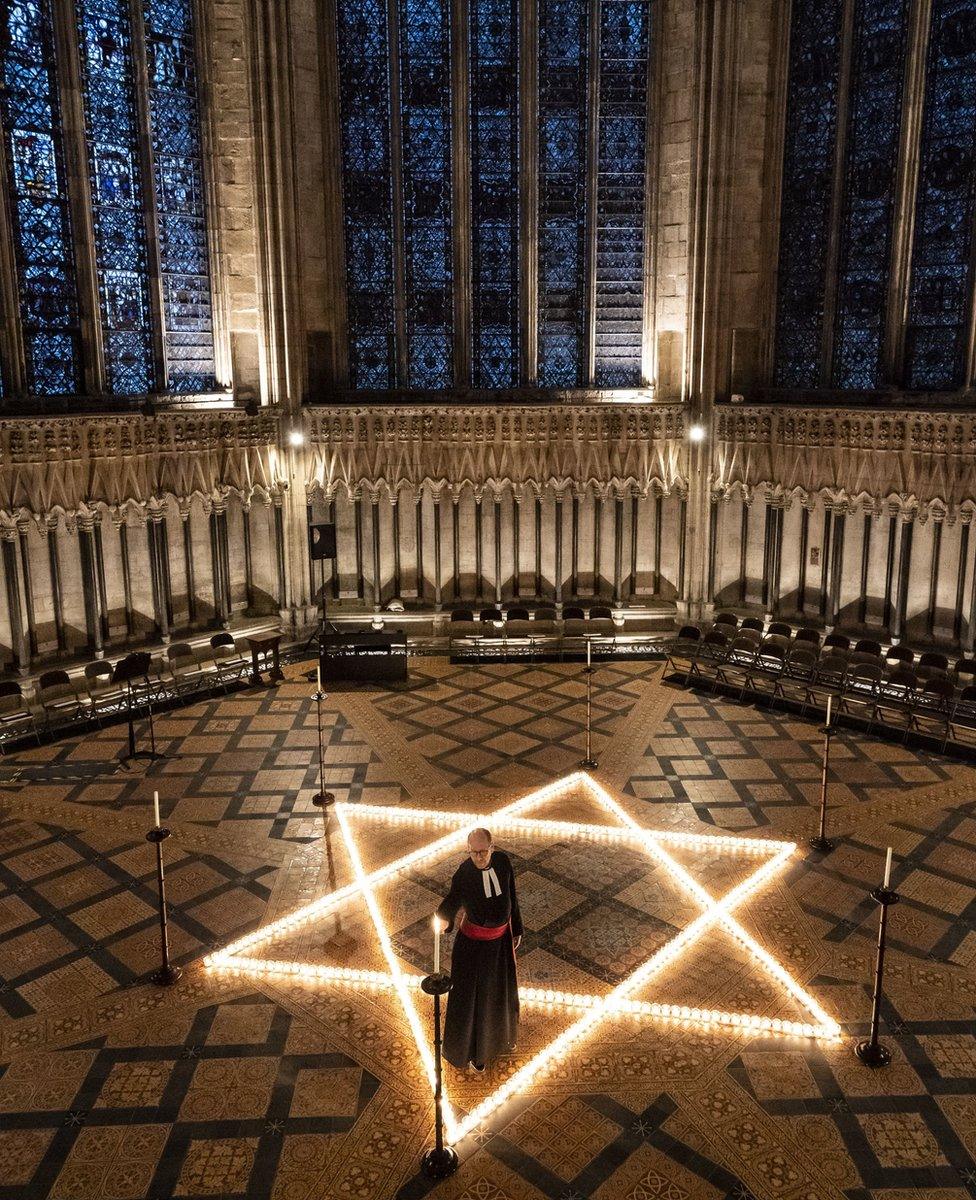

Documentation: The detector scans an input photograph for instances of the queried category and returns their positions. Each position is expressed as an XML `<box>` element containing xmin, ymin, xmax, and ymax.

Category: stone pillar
<box><xmin>534</xmin><ymin>493</ymin><xmax>542</xmax><ymax>599</ymax></box>
<box><xmin>891</xmin><ymin>512</ymin><xmax>914</xmax><ymax>644</ymax></box>
<box><xmin>78</xmin><ymin>515</ymin><xmax>104</xmax><ymax>657</ymax></box>
<box><xmin>593</xmin><ymin>492</ymin><xmax>602</xmax><ymax>598</ymax></box>
<box><xmin>242</xmin><ymin>502</ymin><xmax>257</xmax><ymax>615</ymax></box>
<box><xmin>554</xmin><ymin>491</ymin><xmax>564</xmax><ymax>608</ymax></box>
<box><xmin>117</xmin><ymin>517</ymin><xmax>135</xmax><ymax>639</ymax></box>
<box><xmin>653</xmin><ymin>492</ymin><xmax>663</xmax><ymax>596</ymax></box>
<box><xmin>571</xmin><ymin>492</ymin><xmax>580</xmax><ymax>598</ymax></box>
<box><xmin>629</xmin><ymin>491</ymin><xmax>639</xmax><ymax>600</ymax></box>
<box><xmin>273</xmin><ymin>492</ymin><xmax>288</xmax><ymax>613</ymax></box>
<box><xmin>209</xmin><ymin>505</ymin><xmax>229</xmax><ymax>628</ymax></box>
<box><xmin>706</xmin><ymin>494</ymin><xmax>719</xmax><ymax>608</ymax></box>
<box><xmin>391</xmin><ymin>491</ymin><xmax>402</xmax><ymax>599</ymax></box>
<box><xmin>1</xmin><ymin>529</ymin><xmax>27</xmax><ymax>674</ymax></box>
<box><xmin>354</xmin><ymin>492</ymin><xmax>365</xmax><ymax>600</ymax></box>
<box><xmin>451</xmin><ymin>492</ymin><xmax>461</xmax><ymax>602</ymax></box>
<box><xmin>927</xmin><ymin>513</ymin><xmax>943</xmax><ymax>641</ymax></box>
<box><xmin>371</xmin><ymin>492</ymin><xmax>382</xmax><ymax>610</ymax></box>
<box><xmin>512</xmin><ymin>488</ymin><xmax>521</xmax><ymax>599</ymax></box>
<box><xmin>147</xmin><ymin>509</ymin><xmax>171</xmax><ymax>642</ymax></box>
<box><xmin>415</xmin><ymin>489</ymin><xmax>426</xmax><ymax>602</ymax></box>
<box><xmin>493</xmin><ymin>492</ymin><xmax>503</xmax><ymax>604</ymax></box>
<box><xmin>46</xmin><ymin>517</ymin><xmax>66</xmax><ymax>653</ymax></box>
<box><xmin>474</xmin><ymin>490</ymin><xmax>484</xmax><ymax>602</ymax></box>
<box><xmin>955</xmin><ymin>514</ymin><xmax>970</xmax><ymax>646</ymax></box>
<box><xmin>433</xmin><ymin>491</ymin><xmax>443</xmax><ymax>609</ymax></box>
<box><xmin>17</xmin><ymin>521</ymin><xmax>37</xmax><ymax>661</ymax></box>
<box><xmin>613</xmin><ymin>494</ymin><xmax>624</xmax><ymax>605</ymax></box>
<box><xmin>181</xmin><ymin>502</ymin><xmax>198</xmax><ymax>626</ymax></box>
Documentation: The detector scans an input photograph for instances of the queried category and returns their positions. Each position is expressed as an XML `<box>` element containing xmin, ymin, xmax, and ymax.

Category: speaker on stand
<box><xmin>302</xmin><ymin>521</ymin><xmax>338</xmax><ymax>666</ymax></box>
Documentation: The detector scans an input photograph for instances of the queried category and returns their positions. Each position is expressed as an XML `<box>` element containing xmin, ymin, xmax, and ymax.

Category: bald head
<box><xmin>467</xmin><ymin>827</ymin><xmax>493</xmax><ymax>868</ymax></box>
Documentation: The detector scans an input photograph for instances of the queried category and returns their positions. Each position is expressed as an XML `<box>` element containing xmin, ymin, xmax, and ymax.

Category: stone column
<box><xmin>1</xmin><ymin>529</ymin><xmax>27</xmax><ymax>674</ymax></box>
<box><xmin>117</xmin><ymin>515</ymin><xmax>135</xmax><ymax>639</ymax></box>
<box><xmin>147</xmin><ymin>508</ymin><xmax>171</xmax><ymax>642</ymax></box>
<box><xmin>955</xmin><ymin>513</ymin><xmax>970</xmax><ymax>647</ymax></box>
<box><xmin>891</xmin><ymin>511</ymin><xmax>915</xmax><ymax>644</ymax></box>
<box><xmin>46</xmin><ymin>517</ymin><xmax>66</xmax><ymax>653</ymax></box>
<box><xmin>354</xmin><ymin>492</ymin><xmax>365</xmax><ymax>600</ymax></box>
<box><xmin>493</xmin><ymin>491</ymin><xmax>503</xmax><ymax>604</ymax></box>
<box><xmin>451</xmin><ymin>492</ymin><xmax>461</xmax><ymax>602</ymax></box>
<box><xmin>391</xmin><ymin>491</ymin><xmax>402</xmax><ymax>599</ymax></box>
<box><xmin>242</xmin><ymin>502</ymin><xmax>256</xmax><ymax>615</ymax></box>
<box><xmin>629</xmin><ymin>491</ymin><xmax>639</xmax><ymax>600</ymax></box>
<box><xmin>273</xmin><ymin>492</ymin><xmax>288</xmax><ymax>614</ymax></box>
<box><xmin>513</xmin><ymin>488</ymin><xmax>521</xmax><ymax>599</ymax></box>
<box><xmin>534</xmin><ymin>492</ymin><xmax>542</xmax><ymax>599</ymax></box>
<box><xmin>433</xmin><ymin>490</ymin><xmax>443</xmax><ymax>609</ymax></box>
<box><xmin>613</xmin><ymin>493</ymin><xmax>624</xmax><ymax>605</ymax></box>
<box><xmin>927</xmin><ymin>512</ymin><xmax>943</xmax><ymax>641</ymax></box>
<box><xmin>209</xmin><ymin>505</ymin><xmax>228</xmax><ymax>628</ymax></box>
<box><xmin>571</xmin><ymin>492</ymin><xmax>580</xmax><ymax>599</ymax></box>
<box><xmin>554</xmin><ymin>491</ymin><xmax>564</xmax><ymax>608</ymax></box>
<box><xmin>827</xmin><ymin>505</ymin><xmax>846</xmax><ymax>630</ymax></box>
<box><xmin>78</xmin><ymin>515</ymin><xmax>104</xmax><ymax>657</ymax></box>
<box><xmin>593</xmin><ymin>491</ymin><xmax>602</xmax><ymax>598</ymax></box>
<box><xmin>474</xmin><ymin>490</ymin><xmax>484</xmax><ymax>602</ymax></box>
<box><xmin>180</xmin><ymin>502</ymin><xmax>197</xmax><ymax>626</ymax></box>
<box><xmin>415</xmin><ymin>488</ymin><xmax>426</xmax><ymax>602</ymax></box>
<box><xmin>17</xmin><ymin>521</ymin><xmax>37</xmax><ymax>661</ymax></box>
<box><xmin>371</xmin><ymin>492</ymin><xmax>382</xmax><ymax>610</ymax></box>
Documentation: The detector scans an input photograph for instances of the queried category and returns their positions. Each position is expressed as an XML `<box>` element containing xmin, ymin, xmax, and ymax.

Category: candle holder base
<box><xmin>421</xmin><ymin>972</ymin><xmax>453</xmax><ymax>997</ymax></box>
<box><xmin>854</xmin><ymin>1038</ymin><xmax>891</xmax><ymax>1068</ymax></box>
<box><xmin>150</xmin><ymin>963</ymin><xmax>183</xmax><ymax>987</ymax></box>
<box><xmin>312</xmin><ymin>792</ymin><xmax>336</xmax><ymax>808</ymax></box>
<box><xmin>421</xmin><ymin>1146</ymin><xmax>459</xmax><ymax>1179</ymax></box>
<box><xmin>809</xmin><ymin>836</ymin><xmax>836</xmax><ymax>854</ymax></box>
<box><xmin>872</xmin><ymin>887</ymin><xmax>900</xmax><ymax>907</ymax></box>
<box><xmin>147</xmin><ymin>827</ymin><xmax>171</xmax><ymax>844</ymax></box>
<box><xmin>579</xmin><ymin>757</ymin><xmax>599</xmax><ymax>769</ymax></box>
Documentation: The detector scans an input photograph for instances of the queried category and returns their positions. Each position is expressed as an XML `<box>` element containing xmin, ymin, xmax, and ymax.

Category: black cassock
<box><xmin>435</xmin><ymin>850</ymin><xmax>522</xmax><ymax>1068</ymax></box>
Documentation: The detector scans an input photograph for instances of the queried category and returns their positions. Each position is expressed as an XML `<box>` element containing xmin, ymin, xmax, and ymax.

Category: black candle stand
<box><xmin>420</xmin><ymin>971</ymin><xmax>459</xmax><ymax>1179</ymax></box>
<box><xmin>854</xmin><ymin>885</ymin><xmax>899</xmax><ymax>1067</ymax></box>
<box><xmin>312</xmin><ymin>689</ymin><xmax>336</xmax><ymax>807</ymax></box>
<box><xmin>809</xmin><ymin>718</ymin><xmax>836</xmax><ymax>853</ymax></box>
<box><xmin>147</xmin><ymin>827</ymin><xmax>182</xmax><ymax>986</ymax></box>
<box><xmin>580</xmin><ymin>650</ymin><xmax>598</xmax><ymax>770</ymax></box>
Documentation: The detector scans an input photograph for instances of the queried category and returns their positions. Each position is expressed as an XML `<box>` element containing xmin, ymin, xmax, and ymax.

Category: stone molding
<box><xmin>0</xmin><ymin>411</ymin><xmax>281</xmax><ymax>528</ymax></box>
<box><xmin>715</xmin><ymin>405</ymin><xmax>976</xmax><ymax>519</ymax></box>
<box><xmin>303</xmin><ymin>404</ymin><xmax>687</xmax><ymax>499</ymax></box>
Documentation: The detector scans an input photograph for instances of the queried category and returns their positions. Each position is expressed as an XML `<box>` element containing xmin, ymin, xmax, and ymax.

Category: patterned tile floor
<box><xmin>0</xmin><ymin>657</ymin><xmax>974</xmax><ymax>1199</ymax></box>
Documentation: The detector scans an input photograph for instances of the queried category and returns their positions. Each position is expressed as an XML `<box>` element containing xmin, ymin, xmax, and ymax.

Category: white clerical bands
<box><xmin>481</xmin><ymin>867</ymin><xmax>502</xmax><ymax>898</ymax></box>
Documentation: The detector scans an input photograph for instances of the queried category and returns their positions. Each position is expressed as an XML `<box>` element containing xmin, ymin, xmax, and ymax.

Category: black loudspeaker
<box><xmin>309</xmin><ymin>522</ymin><xmax>337</xmax><ymax>560</ymax></box>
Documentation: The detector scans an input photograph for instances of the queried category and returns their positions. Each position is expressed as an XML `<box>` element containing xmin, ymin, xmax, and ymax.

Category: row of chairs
<box><xmin>450</xmin><ymin>605</ymin><xmax>618</xmax><ymax>643</ymax></box>
<box><xmin>0</xmin><ymin>633</ymin><xmax>253</xmax><ymax>750</ymax></box>
<box><xmin>665</xmin><ymin>622</ymin><xmax>976</xmax><ymax>753</ymax></box>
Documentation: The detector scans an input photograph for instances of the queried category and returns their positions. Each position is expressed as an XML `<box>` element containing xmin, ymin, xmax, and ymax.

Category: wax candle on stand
<box><xmin>317</xmin><ymin>659</ymin><xmax>322</xmax><ymax>693</ymax></box>
<box><xmin>826</xmin><ymin>694</ymin><xmax>832</xmax><ymax>725</ymax></box>
<box><xmin>153</xmin><ymin>790</ymin><xmax>161</xmax><ymax>829</ymax></box>
<box><xmin>433</xmin><ymin>916</ymin><xmax>441</xmax><ymax>975</ymax></box>
<box><xmin>883</xmin><ymin>846</ymin><xmax>892</xmax><ymax>888</ymax></box>
<box><xmin>586</xmin><ymin>638</ymin><xmax>591</xmax><ymax>668</ymax></box>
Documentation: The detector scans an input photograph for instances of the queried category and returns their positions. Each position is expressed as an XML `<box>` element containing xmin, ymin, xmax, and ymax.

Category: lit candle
<box><xmin>433</xmin><ymin>915</ymin><xmax>441</xmax><ymax>975</ymax></box>
<box><xmin>586</xmin><ymin>638</ymin><xmax>591</xmax><ymax>668</ymax></box>
<box><xmin>826</xmin><ymin>694</ymin><xmax>832</xmax><ymax>725</ymax></box>
<box><xmin>883</xmin><ymin>846</ymin><xmax>892</xmax><ymax>888</ymax></box>
<box><xmin>317</xmin><ymin>659</ymin><xmax>322</xmax><ymax>694</ymax></box>
<box><xmin>153</xmin><ymin>790</ymin><xmax>161</xmax><ymax>829</ymax></box>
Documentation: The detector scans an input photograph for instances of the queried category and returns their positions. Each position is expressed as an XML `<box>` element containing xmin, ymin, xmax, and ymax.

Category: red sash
<box><xmin>460</xmin><ymin>919</ymin><xmax>509</xmax><ymax>941</ymax></box>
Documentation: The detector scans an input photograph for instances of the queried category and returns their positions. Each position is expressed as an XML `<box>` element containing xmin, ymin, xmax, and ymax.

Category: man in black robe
<box><xmin>434</xmin><ymin>827</ymin><xmax>522</xmax><ymax>1072</ymax></box>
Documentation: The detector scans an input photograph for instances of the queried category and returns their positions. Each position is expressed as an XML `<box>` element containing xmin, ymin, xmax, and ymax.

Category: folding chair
<box><xmin>37</xmin><ymin>670</ymin><xmax>83</xmax><ymax>730</ymax></box>
<box><xmin>740</xmin><ymin>616</ymin><xmax>765</xmax><ymax>633</ymax></box>
<box><xmin>210</xmin><ymin>633</ymin><xmax>250</xmax><ymax>690</ymax></box>
<box><xmin>773</xmin><ymin>645</ymin><xmax>819</xmax><ymax>713</ymax></box>
<box><xmin>0</xmin><ymin>680</ymin><xmax>38</xmax><ymax>749</ymax></box>
<box><xmin>840</xmin><ymin>662</ymin><xmax>883</xmax><ymax>731</ymax></box>
<box><xmin>916</xmin><ymin>651</ymin><xmax>949</xmax><ymax>683</ymax></box>
<box><xmin>794</xmin><ymin>627</ymin><xmax>822</xmax><ymax>649</ymax></box>
<box><xmin>690</xmin><ymin>629</ymin><xmax>729</xmax><ymax>690</ymax></box>
<box><xmin>876</xmin><ymin>665</ymin><xmax>918</xmax><ymax>737</ymax></box>
<box><xmin>748</xmin><ymin>639</ymin><xmax>787</xmax><ymax>705</ymax></box>
<box><xmin>948</xmin><ymin>684</ymin><xmax>976</xmax><ymax>750</ymax></box>
<box><xmin>767</xmin><ymin>621</ymin><xmax>793</xmax><ymax>639</ymax></box>
<box><xmin>713</xmin><ymin>612</ymin><xmax>739</xmax><ymax>632</ymax></box>
<box><xmin>908</xmin><ymin>678</ymin><xmax>956</xmax><ymax>751</ymax></box>
<box><xmin>823</xmin><ymin>632</ymin><xmax>850</xmax><ymax>652</ymax></box>
<box><xmin>665</xmin><ymin>625</ymin><xmax>702</xmax><ymax>676</ymax></box>
<box><xmin>84</xmin><ymin>661</ymin><xmax>128</xmax><ymax>724</ymax></box>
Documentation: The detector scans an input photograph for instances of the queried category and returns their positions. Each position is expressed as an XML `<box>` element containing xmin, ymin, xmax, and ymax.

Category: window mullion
<box><xmin>818</xmin><ymin>0</ymin><xmax>856</xmax><ymax>387</ymax></box>
<box><xmin>583</xmin><ymin>0</ymin><xmax>600</xmax><ymax>385</ymax></box>
<box><xmin>52</xmin><ymin>0</ymin><xmax>106</xmax><ymax>397</ymax></box>
<box><xmin>127</xmin><ymin>0</ymin><xmax>167</xmax><ymax>393</ymax></box>
<box><xmin>521</xmin><ymin>0</ymin><xmax>538</xmax><ymax>383</ymax></box>
<box><xmin>386</xmin><ymin>0</ymin><xmax>408</xmax><ymax>388</ymax></box>
<box><xmin>0</xmin><ymin>115</ymin><xmax>27</xmax><ymax>396</ymax></box>
<box><xmin>883</xmin><ymin>0</ymin><xmax>930</xmax><ymax>385</ymax></box>
<box><xmin>451</xmin><ymin>0</ymin><xmax>471</xmax><ymax>387</ymax></box>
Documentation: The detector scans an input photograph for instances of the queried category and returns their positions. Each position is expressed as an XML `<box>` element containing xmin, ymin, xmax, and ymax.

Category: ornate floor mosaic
<box><xmin>0</xmin><ymin>657</ymin><xmax>974</xmax><ymax>1198</ymax></box>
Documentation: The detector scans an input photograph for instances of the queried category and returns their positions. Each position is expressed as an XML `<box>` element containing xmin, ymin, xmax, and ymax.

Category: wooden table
<box><xmin>246</xmin><ymin>632</ymin><xmax>284</xmax><ymax>685</ymax></box>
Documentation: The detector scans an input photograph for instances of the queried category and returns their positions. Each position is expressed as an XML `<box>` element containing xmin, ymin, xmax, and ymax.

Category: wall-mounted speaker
<box><xmin>309</xmin><ymin>522</ymin><xmax>337</xmax><ymax>560</ymax></box>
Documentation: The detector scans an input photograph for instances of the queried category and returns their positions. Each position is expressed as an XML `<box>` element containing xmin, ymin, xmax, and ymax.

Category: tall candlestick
<box><xmin>586</xmin><ymin>638</ymin><xmax>591</xmax><ymax>668</ymax></box>
<box><xmin>433</xmin><ymin>917</ymin><xmax>441</xmax><ymax>975</ymax></box>
<box><xmin>153</xmin><ymin>790</ymin><xmax>161</xmax><ymax>829</ymax></box>
<box><xmin>826</xmin><ymin>694</ymin><xmax>832</xmax><ymax>725</ymax></box>
<box><xmin>883</xmin><ymin>846</ymin><xmax>892</xmax><ymax>888</ymax></box>
<box><xmin>317</xmin><ymin>659</ymin><xmax>322</xmax><ymax>693</ymax></box>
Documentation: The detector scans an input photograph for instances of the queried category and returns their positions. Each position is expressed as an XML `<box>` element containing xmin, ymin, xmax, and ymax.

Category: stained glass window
<box><xmin>75</xmin><ymin>0</ymin><xmax>155</xmax><ymax>395</ymax></box>
<box><xmin>537</xmin><ymin>0</ymin><xmax>589</xmax><ymax>388</ymax></box>
<box><xmin>398</xmin><ymin>0</ymin><xmax>454</xmax><ymax>389</ymax></box>
<box><xmin>593</xmin><ymin>0</ymin><xmax>649</xmax><ymax>388</ymax></box>
<box><xmin>904</xmin><ymin>0</ymin><xmax>976</xmax><ymax>391</ymax></box>
<box><xmin>773</xmin><ymin>0</ymin><xmax>845</xmax><ymax>388</ymax></box>
<box><xmin>470</xmin><ymin>0</ymin><xmax>520</xmax><ymax>388</ymax></box>
<box><xmin>831</xmin><ymin>0</ymin><xmax>910</xmax><ymax>389</ymax></box>
<box><xmin>142</xmin><ymin>0</ymin><xmax>217</xmax><ymax>392</ymax></box>
<box><xmin>0</xmin><ymin>0</ymin><xmax>81</xmax><ymax>394</ymax></box>
<box><xmin>336</xmin><ymin>0</ymin><xmax>396</xmax><ymax>389</ymax></box>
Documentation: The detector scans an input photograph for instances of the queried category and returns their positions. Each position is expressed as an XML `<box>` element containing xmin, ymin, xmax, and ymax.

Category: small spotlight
<box><xmin>688</xmin><ymin>423</ymin><xmax>706</xmax><ymax>443</ymax></box>
<box><xmin>287</xmin><ymin>429</ymin><xmax>305</xmax><ymax>447</ymax></box>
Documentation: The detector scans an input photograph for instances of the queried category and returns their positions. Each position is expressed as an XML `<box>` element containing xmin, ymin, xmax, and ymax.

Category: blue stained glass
<box><xmin>538</xmin><ymin>0</ymin><xmax>589</xmax><ymax>387</ymax></box>
<box><xmin>76</xmin><ymin>0</ymin><xmax>155</xmax><ymax>395</ymax></box>
<box><xmin>399</xmin><ymin>0</ymin><xmax>454</xmax><ymax>388</ymax></box>
<box><xmin>0</xmin><ymin>0</ymin><xmax>81</xmax><ymax>394</ymax></box>
<box><xmin>470</xmin><ymin>0</ymin><xmax>520</xmax><ymax>387</ymax></box>
<box><xmin>773</xmin><ymin>0</ymin><xmax>845</xmax><ymax>387</ymax></box>
<box><xmin>336</xmin><ymin>0</ymin><xmax>396</xmax><ymax>389</ymax></box>
<box><xmin>142</xmin><ymin>0</ymin><xmax>217</xmax><ymax>392</ymax></box>
<box><xmin>594</xmin><ymin>0</ymin><xmax>650</xmax><ymax>388</ymax></box>
<box><xmin>832</xmin><ymin>0</ymin><xmax>910</xmax><ymax>389</ymax></box>
<box><xmin>904</xmin><ymin>0</ymin><xmax>976</xmax><ymax>390</ymax></box>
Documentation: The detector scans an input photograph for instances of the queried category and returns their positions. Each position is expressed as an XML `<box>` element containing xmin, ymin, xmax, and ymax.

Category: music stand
<box><xmin>114</xmin><ymin>652</ymin><xmax>164</xmax><ymax>767</ymax></box>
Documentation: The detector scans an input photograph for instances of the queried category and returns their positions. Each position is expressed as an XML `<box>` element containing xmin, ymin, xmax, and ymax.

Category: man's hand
<box><xmin>513</xmin><ymin>934</ymin><xmax>522</xmax><ymax>950</ymax></box>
